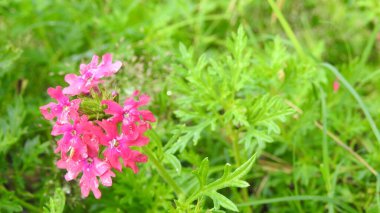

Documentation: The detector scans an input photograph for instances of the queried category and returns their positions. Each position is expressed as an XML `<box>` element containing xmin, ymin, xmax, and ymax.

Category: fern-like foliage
<box><xmin>177</xmin><ymin>154</ymin><xmax>256</xmax><ymax>212</ymax></box>
<box><xmin>169</xmin><ymin>27</ymin><xmax>293</xmax><ymax>155</ymax></box>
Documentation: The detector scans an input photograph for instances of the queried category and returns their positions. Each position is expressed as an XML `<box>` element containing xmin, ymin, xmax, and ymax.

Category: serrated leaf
<box><xmin>194</xmin><ymin>158</ymin><xmax>209</xmax><ymax>187</ymax></box>
<box><xmin>186</xmin><ymin>154</ymin><xmax>256</xmax><ymax>212</ymax></box>
<box><xmin>164</xmin><ymin>153</ymin><xmax>182</xmax><ymax>174</ymax></box>
<box><xmin>207</xmin><ymin>192</ymin><xmax>238</xmax><ymax>212</ymax></box>
<box><xmin>43</xmin><ymin>188</ymin><xmax>65</xmax><ymax>213</ymax></box>
<box><xmin>166</xmin><ymin>121</ymin><xmax>212</xmax><ymax>154</ymax></box>
<box><xmin>230</xmin><ymin>154</ymin><xmax>256</xmax><ymax>180</ymax></box>
<box><xmin>229</xmin><ymin>180</ymin><xmax>250</xmax><ymax>188</ymax></box>
<box><xmin>221</xmin><ymin>163</ymin><xmax>232</xmax><ymax>180</ymax></box>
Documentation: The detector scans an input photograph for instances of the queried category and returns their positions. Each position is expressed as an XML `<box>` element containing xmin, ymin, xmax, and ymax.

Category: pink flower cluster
<box><xmin>40</xmin><ymin>54</ymin><xmax>155</xmax><ymax>199</ymax></box>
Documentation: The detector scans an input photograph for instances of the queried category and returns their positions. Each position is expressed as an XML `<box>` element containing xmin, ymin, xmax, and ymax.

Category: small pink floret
<box><xmin>333</xmin><ymin>79</ymin><xmax>340</xmax><ymax>92</ymax></box>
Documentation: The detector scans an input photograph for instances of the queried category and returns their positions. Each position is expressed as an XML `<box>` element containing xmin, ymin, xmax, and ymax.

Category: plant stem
<box><xmin>322</xmin><ymin>63</ymin><xmax>380</xmax><ymax>144</ymax></box>
<box><xmin>267</xmin><ymin>0</ymin><xmax>305</xmax><ymax>58</ymax></box>
<box><xmin>232</xmin><ymin>137</ymin><xmax>241</xmax><ymax>166</ymax></box>
<box><xmin>319</xmin><ymin>87</ymin><xmax>334</xmax><ymax>213</ymax></box>
<box><xmin>322</xmin><ymin>63</ymin><xmax>380</xmax><ymax>212</ymax></box>
<box><xmin>315</xmin><ymin>121</ymin><xmax>377</xmax><ymax>176</ymax></box>
<box><xmin>12</xmin><ymin>196</ymin><xmax>40</xmax><ymax>213</ymax></box>
<box><xmin>142</xmin><ymin>146</ymin><xmax>184</xmax><ymax>197</ymax></box>
<box><xmin>229</xmin><ymin>126</ymin><xmax>251</xmax><ymax>212</ymax></box>
<box><xmin>360</xmin><ymin>21</ymin><xmax>380</xmax><ymax>66</ymax></box>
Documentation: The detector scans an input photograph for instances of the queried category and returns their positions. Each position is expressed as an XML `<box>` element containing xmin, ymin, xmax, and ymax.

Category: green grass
<box><xmin>1</xmin><ymin>0</ymin><xmax>380</xmax><ymax>212</ymax></box>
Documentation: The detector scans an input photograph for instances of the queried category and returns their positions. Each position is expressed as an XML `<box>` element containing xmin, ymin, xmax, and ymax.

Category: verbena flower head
<box><xmin>40</xmin><ymin>53</ymin><xmax>155</xmax><ymax>199</ymax></box>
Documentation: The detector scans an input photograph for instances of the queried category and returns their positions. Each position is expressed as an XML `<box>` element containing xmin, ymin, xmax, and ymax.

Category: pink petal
<box><xmin>138</xmin><ymin>94</ymin><xmax>150</xmax><ymax>106</ymax></box>
<box><xmin>40</xmin><ymin>102</ymin><xmax>56</xmax><ymax>120</ymax></box>
<box><xmin>94</xmin><ymin>158</ymin><xmax>109</xmax><ymax>175</ymax></box>
<box><xmin>104</xmin><ymin>148</ymin><xmax>122</xmax><ymax>171</ymax></box>
<box><xmin>100</xmin><ymin>170</ymin><xmax>115</xmax><ymax>187</ymax></box>
<box><xmin>51</xmin><ymin>123</ymin><xmax>72</xmax><ymax>136</ymax></box>
<box><xmin>140</xmin><ymin>110</ymin><xmax>156</xmax><ymax>122</ymax></box>
<box><xmin>122</xmin><ymin>123</ymin><xmax>139</xmax><ymax>140</ymax></box>
<box><xmin>102</xmin><ymin>100</ymin><xmax>124</xmax><ymax>122</ymax></box>
<box><xmin>47</xmin><ymin>86</ymin><xmax>69</xmax><ymax>103</ymax></box>
<box><xmin>91</xmin><ymin>187</ymin><xmax>101</xmax><ymax>199</ymax></box>
<box><xmin>96</xmin><ymin>119</ymin><xmax>119</xmax><ymax>139</ymax></box>
<box><xmin>64</xmin><ymin>74</ymin><xmax>79</xmax><ymax>84</ymax></box>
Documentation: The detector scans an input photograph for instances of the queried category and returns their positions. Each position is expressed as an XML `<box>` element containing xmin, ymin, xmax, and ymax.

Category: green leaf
<box><xmin>186</xmin><ymin>154</ymin><xmax>256</xmax><ymax>212</ymax></box>
<box><xmin>164</xmin><ymin>153</ymin><xmax>182</xmax><ymax>174</ymax></box>
<box><xmin>0</xmin><ymin>200</ymin><xmax>22</xmax><ymax>213</ymax></box>
<box><xmin>207</xmin><ymin>191</ymin><xmax>238</xmax><ymax>212</ymax></box>
<box><xmin>193</xmin><ymin>158</ymin><xmax>209</xmax><ymax>188</ymax></box>
<box><xmin>43</xmin><ymin>188</ymin><xmax>65</xmax><ymax>213</ymax></box>
<box><xmin>207</xmin><ymin>154</ymin><xmax>256</xmax><ymax>191</ymax></box>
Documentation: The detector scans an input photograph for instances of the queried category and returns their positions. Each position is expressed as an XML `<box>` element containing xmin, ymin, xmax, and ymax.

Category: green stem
<box><xmin>360</xmin><ymin>22</ymin><xmax>380</xmax><ymax>66</ymax></box>
<box><xmin>232</xmin><ymin>137</ymin><xmax>241</xmax><ymax>166</ymax></box>
<box><xmin>320</xmin><ymin>87</ymin><xmax>334</xmax><ymax>213</ymax></box>
<box><xmin>12</xmin><ymin>196</ymin><xmax>40</xmax><ymax>213</ymax></box>
<box><xmin>229</xmin><ymin>127</ymin><xmax>250</xmax><ymax>212</ymax></box>
<box><xmin>237</xmin><ymin>195</ymin><xmax>356</xmax><ymax>212</ymax></box>
<box><xmin>142</xmin><ymin>146</ymin><xmax>184</xmax><ymax>197</ymax></box>
<box><xmin>322</xmin><ymin>63</ymin><xmax>380</xmax><ymax>212</ymax></box>
<box><xmin>267</xmin><ymin>0</ymin><xmax>305</xmax><ymax>57</ymax></box>
<box><xmin>322</xmin><ymin>63</ymin><xmax>380</xmax><ymax>144</ymax></box>
<box><xmin>377</xmin><ymin>174</ymin><xmax>380</xmax><ymax>213</ymax></box>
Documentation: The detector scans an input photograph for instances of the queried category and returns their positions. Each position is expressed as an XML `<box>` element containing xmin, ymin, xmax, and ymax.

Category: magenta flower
<box><xmin>41</xmin><ymin>53</ymin><xmax>155</xmax><ymax>199</ymax></box>
<box><xmin>57</xmin><ymin>156</ymin><xmax>115</xmax><ymax>199</ymax></box>
<box><xmin>52</xmin><ymin>115</ymin><xmax>100</xmax><ymax>158</ymax></box>
<box><xmin>40</xmin><ymin>86</ymin><xmax>80</xmax><ymax>124</ymax></box>
<box><xmin>63</xmin><ymin>54</ymin><xmax>122</xmax><ymax>96</ymax></box>
<box><xmin>102</xmin><ymin>91</ymin><xmax>156</xmax><ymax>136</ymax></box>
<box><xmin>97</xmin><ymin>120</ymin><xmax>148</xmax><ymax>172</ymax></box>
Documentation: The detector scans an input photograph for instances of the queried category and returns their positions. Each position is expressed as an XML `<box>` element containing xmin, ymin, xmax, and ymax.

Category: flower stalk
<box><xmin>142</xmin><ymin>146</ymin><xmax>184</xmax><ymax>198</ymax></box>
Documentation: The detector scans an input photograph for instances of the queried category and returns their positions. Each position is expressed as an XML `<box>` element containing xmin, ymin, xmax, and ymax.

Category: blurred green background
<box><xmin>1</xmin><ymin>0</ymin><xmax>380</xmax><ymax>212</ymax></box>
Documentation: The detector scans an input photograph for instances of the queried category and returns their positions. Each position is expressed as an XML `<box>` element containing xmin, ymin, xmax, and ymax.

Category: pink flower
<box><xmin>63</xmin><ymin>54</ymin><xmax>122</xmax><ymax>96</ymax></box>
<box><xmin>333</xmin><ymin>78</ymin><xmax>340</xmax><ymax>92</ymax></box>
<box><xmin>57</xmin><ymin>156</ymin><xmax>115</xmax><ymax>199</ymax></box>
<box><xmin>53</xmin><ymin>115</ymin><xmax>101</xmax><ymax>160</ymax></box>
<box><xmin>40</xmin><ymin>86</ymin><xmax>80</xmax><ymax>123</ymax></box>
<box><xmin>96</xmin><ymin>120</ymin><xmax>148</xmax><ymax>172</ymax></box>
<box><xmin>102</xmin><ymin>91</ymin><xmax>156</xmax><ymax>136</ymax></box>
<box><xmin>41</xmin><ymin>53</ymin><xmax>155</xmax><ymax>199</ymax></box>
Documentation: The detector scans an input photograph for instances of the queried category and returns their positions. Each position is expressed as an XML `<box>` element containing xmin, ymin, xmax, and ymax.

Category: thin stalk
<box><xmin>377</xmin><ymin>175</ymin><xmax>380</xmax><ymax>213</ymax></box>
<box><xmin>315</xmin><ymin>122</ymin><xmax>377</xmax><ymax>176</ymax></box>
<box><xmin>237</xmin><ymin>195</ymin><xmax>357</xmax><ymax>213</ymax></box>
<box><xmin>232</xmin><ymin>138</ymin><xmax>241</xmax><ymax>166</ymax></box>
<box><xmin>267</xmin><ymin>0</ymin><xmax>305</xmax><ymax>57</ymax></box>
<box><xmin>322</xmin><ymin>63</ymin><xmax>380</xmax><ymax>212</ymax></box>
<box><xmin>237</xmin><ymin>195</ymin><xmax>332</xmax><ymax>207</ymax></box>
<box><xmin>319</xmin><ymin>88</ymin><xmax>334</xmax><ymax>213</ymax></box>
<box><xmin>142</xmin><ymin>146</ymin><xmax>184</xmax><ymax>197</ymax></box>
<box><xmin>12</xmin><ymin>196</ymin><xmax>40</xmax><ymax>213</ymax></box>
<box><xmin>360</xmin><ymin>22</ymin><xmax>380</xmax><ymax>66</ymax></box>
<box><xmin>322</xmin><ymin>63</ymin><xmax>380</xmax><ymax>144</ymax></box>
<box><xmin>270</xmin><ymin>0</ymin><xmax>286</xmax><ymax>23</ymax></box>
<box><xmin>229</xmin><ymin>127</ymin><xmax>250</xmax><ymax>212</ymax></box>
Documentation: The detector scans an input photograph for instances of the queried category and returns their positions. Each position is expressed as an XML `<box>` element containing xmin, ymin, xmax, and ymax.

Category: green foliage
<box><xmin>0</xmin><ymin>98</ymin><xmax>26</xmax><ymax>154</ymax></box>
<box><xmin>178</xmin><ymin>155</ymin><xmax>256</xmax><ymax>212</ymax></box>
<box><xmin>43</xmin><ymin>188</ymin><xmax>66</xmax><ymax>213</ymax></box>
<box><xmin>1</xmin><ymin>0</ymin><xmax>380</xmax><ymax>212</ymax></box>
<box><xmin>170</xmin><ymin>27</ymin><xmax>292</xmax><ymax>155</ymax></box>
